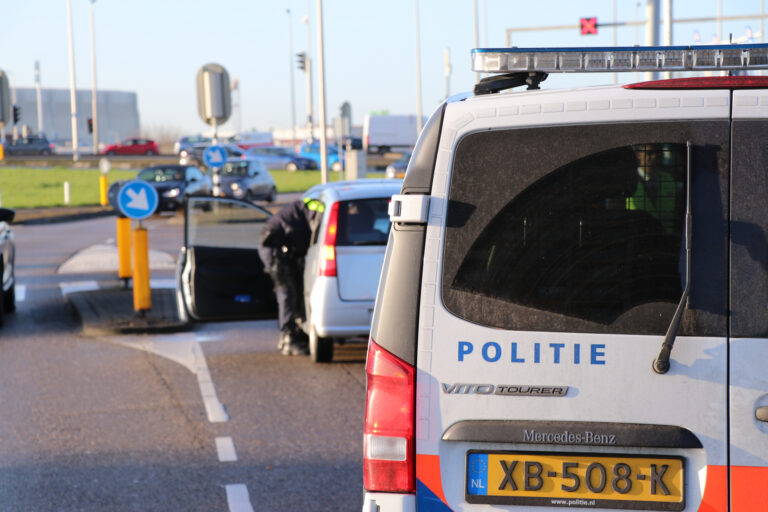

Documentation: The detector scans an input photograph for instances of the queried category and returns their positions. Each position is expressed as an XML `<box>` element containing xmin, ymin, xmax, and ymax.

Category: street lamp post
<box><xmin>35</xmin><ymin>61</ymin><xmax>44</xmax><ymax>135</ymax></box>
<box><xmin>66</xmin><ymin>0</ymin><xmax>80</xmax><ymax>162</ymax></box>
<box><xmin>414</xmin><ymin>0</ymin><xmax>423</xmax><ymax>134</ymax></box>
<box><xmin>288</xmin><ymin>9</ymin><xmax>297</xmax><ymax>146</ymax></box>
<box><xmin>316</xmin><ymin>0</ymin><xmax>328</xmax><ymax>184</ymax></box>
<box><xmin>89</xmin><ymin>0</ymin><xmax>99</xmax><ymax>154</ymax></box>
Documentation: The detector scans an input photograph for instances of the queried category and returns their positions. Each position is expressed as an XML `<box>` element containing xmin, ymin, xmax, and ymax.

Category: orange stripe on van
<box><xmin>731</xmin><ymin>465</ymin><xmax>768</xmax><ymax>510</ymax></box>
<box><xmin>698</xmin><ymin>465</ymin><xmax>727</xmax><ymax>512</ymax></box>
<box><xmin>416</xmin><ymin>454</ymin><xmax>448</xmax><ymax>504</ymax></box>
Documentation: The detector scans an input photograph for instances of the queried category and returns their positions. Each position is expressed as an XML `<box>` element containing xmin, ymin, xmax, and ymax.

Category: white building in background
<box><xmin>14</xmin><ymin>87</ymin><xmax>139</xmax><ymax>150</ymax></box>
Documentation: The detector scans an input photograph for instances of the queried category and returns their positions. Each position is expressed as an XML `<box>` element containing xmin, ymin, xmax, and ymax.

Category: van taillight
<box><xmin>318</xmin><ymin>201</ymin><xmax>339</xmax><ymax>277</ymax></box>
<box><xmin>363</xmin><ymin>339</ymin><xmax>415</xmax><ymax>493</ymax></box>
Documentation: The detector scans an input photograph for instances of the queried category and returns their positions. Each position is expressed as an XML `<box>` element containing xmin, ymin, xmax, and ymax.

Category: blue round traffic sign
<box><xmin>117</xmin><ymin>180</ymin><xmax>159</xmax><ymax>220</ymax></box>
<box><xmin>203</xmin><ymin>145</ymin><xmax>228</xmax><ymax>168</ymax></box>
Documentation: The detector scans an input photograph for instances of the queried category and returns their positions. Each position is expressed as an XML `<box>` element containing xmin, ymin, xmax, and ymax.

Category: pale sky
<box><xmin>2</xmin><ymin>0</ymin><xmax>765</xmax><ymax>135</ymax></box>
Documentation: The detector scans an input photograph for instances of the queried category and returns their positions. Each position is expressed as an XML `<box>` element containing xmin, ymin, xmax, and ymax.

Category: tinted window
<box><xmin>443</xmin><ymin>122</ymin><xmax>729</xmax><ymax>336</ymax></box>
<box><xmin>336</xmin><ymin>198</ymin><xmax>391</xmax><ymax>246</ymax></box>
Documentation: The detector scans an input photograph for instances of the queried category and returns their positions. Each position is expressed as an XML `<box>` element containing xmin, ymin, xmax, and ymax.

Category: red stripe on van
<box><xmin>698</xmin><ymin>465</ymin><xmax>727</xmax><ymax>512</ymax></box>
<box><xmin>731</xmin><ymin>465</ymin><xmax>768</xmax><ymax>510</ymax></box>
<box><xmin>416</xmin><ymin>454</ymin><xmax>448</xmax><ymax>505</ymax></box>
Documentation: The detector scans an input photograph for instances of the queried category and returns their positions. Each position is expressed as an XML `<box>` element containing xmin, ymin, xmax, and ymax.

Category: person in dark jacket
<box><xmin>258</xmin><ymin>199</ymin><xmax>318</xmax><ymax>355</ymax></box>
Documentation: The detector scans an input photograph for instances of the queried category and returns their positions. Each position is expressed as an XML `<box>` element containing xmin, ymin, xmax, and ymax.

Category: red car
<box><xmin>102</xmin><ymin>138</ymin><xmax>159</xmax><ymax>156</ymax></box>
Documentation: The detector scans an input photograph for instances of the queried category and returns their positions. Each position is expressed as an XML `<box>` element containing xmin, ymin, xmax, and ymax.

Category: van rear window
<box><xmin>442</xmin><ymin>122</ymin><xmax>728</xmax><ymax>336</ymax></box>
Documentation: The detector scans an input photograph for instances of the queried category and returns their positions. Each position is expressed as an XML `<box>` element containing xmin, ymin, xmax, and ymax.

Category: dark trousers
<box><xmin>258</xmin><ymin>246</ymin><xmax>304</xmax><ymax>333</ymax></box>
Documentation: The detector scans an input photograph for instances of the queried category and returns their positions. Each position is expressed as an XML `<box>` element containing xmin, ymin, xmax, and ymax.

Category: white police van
<box><xmin>362</xmin><ymin>44</ymin><xmax>768</xmax><ymax>512</ymax></box>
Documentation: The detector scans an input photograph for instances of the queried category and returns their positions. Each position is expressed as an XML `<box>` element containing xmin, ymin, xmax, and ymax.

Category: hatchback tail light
<box><xmin>363</xmin><ymin>339</ymin><xmax>416</xmax><ymax>493</ymax></box>
<box><xmin>318</xmin><ymin>202</ymin><xmax>339</xmax><ymax>277</ymax></box>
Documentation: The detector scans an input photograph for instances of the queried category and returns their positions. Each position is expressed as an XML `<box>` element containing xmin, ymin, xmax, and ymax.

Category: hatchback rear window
<box><xmin>336</xmin><ymin>198</ymin><xmax>391</xmax><ymax>246</ymax></box>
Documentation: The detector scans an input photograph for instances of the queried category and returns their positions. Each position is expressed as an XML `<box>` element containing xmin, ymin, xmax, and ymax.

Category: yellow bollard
<box><xmin>132</xmin><ymin>225</ymin><xmax>151</xmax><ymax>312</ymax></box>
<box><xmin>116</xmin><ymin>216</ymin><xmax>132</xmax><ymax>280</ymax></box>
<box><xmin>0</xmin><ymin>144</ymin><xmax>4</xmax><ymax>161</ymax></box>
<box><xmin>99</xmin><ymin>175</ymin><xmax>108</xmax><ymax>206</ymax></box>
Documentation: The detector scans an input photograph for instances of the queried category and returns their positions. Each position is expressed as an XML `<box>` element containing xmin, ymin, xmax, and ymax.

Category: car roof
<box><xmin>304</xmin><ymin>179</ymin><xmax>403</xmax><ymax>201</ymax></box>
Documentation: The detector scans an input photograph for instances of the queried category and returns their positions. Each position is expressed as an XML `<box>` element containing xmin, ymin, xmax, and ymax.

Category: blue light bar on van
<box><xmin>472</xmin><ymin>44</ymin><xmax>768</xmax><ymax>73</ymax></box>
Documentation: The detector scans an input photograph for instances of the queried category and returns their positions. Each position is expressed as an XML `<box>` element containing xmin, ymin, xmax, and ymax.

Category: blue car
<box><xmin>298</xmin><ymin>142</ymin><xmax>344</xmax><ymax>171</ymax></box>
<box><xmin>244</xmin><ymin>146</ymin><xmax>317</xmax><ymax>171</ymax></box>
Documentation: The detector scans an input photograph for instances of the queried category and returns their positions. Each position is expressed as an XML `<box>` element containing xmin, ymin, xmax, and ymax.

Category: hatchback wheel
<box><xmin>331</xmin><ymin>161</ymin><xmax>342</xmax><ymax>172</ymax></box>
<box><xmin>266</xmin><ymin>186</ymin><xmax>277</xmax><ymax>203</ymax></box>
<box><xmin>309</xmin><ymin>325</ymin><xmax>334</xmax><ymax>363</ymax></box>
<box><xmin>286</xmin><ymin>162</ymin><xmax>298</xmax><ymax>172</ymax></box>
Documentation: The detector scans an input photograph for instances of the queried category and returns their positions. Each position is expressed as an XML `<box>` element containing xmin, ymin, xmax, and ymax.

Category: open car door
<box><xmin>176</xmin><ymin>197</ymin><xmax>277</xmax><ymax>322</ymax></box>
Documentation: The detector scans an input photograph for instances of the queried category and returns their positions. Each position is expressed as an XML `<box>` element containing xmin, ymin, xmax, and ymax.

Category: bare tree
<box><xmin>141</xmin><ymin>124</ymin><xmax>182</xmax><ymax>155</ymax></box>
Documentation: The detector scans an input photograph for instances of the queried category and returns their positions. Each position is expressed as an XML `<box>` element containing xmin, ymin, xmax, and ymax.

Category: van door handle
<box><xmin>756</xmin><ymin>407</ymin><xmax>768</xmax><ymax>422</ymax></box>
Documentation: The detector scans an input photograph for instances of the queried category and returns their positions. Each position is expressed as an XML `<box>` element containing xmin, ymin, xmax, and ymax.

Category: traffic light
<box><xmin>87</xmin><ymin>118</ymin><xmax>93</xmax><ymax>134</ymax></box>
<box><xmin>296</xmin><ymin>52</ymin><xmax>306</xmax><ymax>72</ymax></box>
<box><xmin>580</xmin><ymin>17</ymin><xmax>598</xmax><ymax>35</ymax></box>
<box><xmin>12</xmin><ymin>105</ymin><xmax>20</xmax><ymax>124</ymax></box>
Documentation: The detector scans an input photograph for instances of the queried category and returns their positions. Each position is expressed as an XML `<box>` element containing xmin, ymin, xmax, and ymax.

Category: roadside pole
<box><xmin>66</xmin><ymin>0</ymin><xmax>80</xmax><ymax>162</ymax></box>
<box><xmin>132</xmin><ymin>221</ymin><xmax>151</xmax><ymax>313</ymax></box>
<box><xmin>116</xmin><ymin>181</ymin><xmax>158</xmax><ymax>314</ymax></box>
<box><xmin>316</xmin><ymin>0</ymin><xmax>329</xmax><ymax>184</ymax></box>
<box><xmin>117</xmin><ymin>216</ymin><xmax>131</xmax><ymax>286</ymax></box>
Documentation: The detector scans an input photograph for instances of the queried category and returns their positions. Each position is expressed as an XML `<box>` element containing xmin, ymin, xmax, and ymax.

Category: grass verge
<box><xmin>0</xmin><ymin>166</ymin><xmax>382</xmax><ymax>209</ymax></box>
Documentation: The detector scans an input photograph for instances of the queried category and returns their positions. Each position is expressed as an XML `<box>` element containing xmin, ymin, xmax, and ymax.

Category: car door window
<box><xmin>187</xmin><ymin>197</ymin><xmax>270</xmax><ymax>250</ymax></box>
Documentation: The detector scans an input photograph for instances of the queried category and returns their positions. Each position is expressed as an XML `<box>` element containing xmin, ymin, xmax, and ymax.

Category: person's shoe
<box><xmin>277</xmin><ymin>331</ymin><xmax>291</xmax><ymax>351</ymax></box>
<box><xmin>281</xmin><ymin>340</ymin><xmax>309</xmax><ymax>356</ymax></box>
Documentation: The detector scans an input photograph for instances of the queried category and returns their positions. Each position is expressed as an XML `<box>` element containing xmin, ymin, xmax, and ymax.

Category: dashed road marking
<box><xmin>15</xmin><ymin>284</ymin><xmax>26</xmax><ymax>302</ymax></box>
<box><xmin>193</xmin><ymin>343</ymin><xmax>229</xmax><ymax>423</ymax></box>
<box><xmin>216</xmin><ymin>436</ymin><xmax>238</xmax><ymax>462</ymax></box>
<box><xmin>226</xmin><ymin>484</ymin><xmax>254</xmax><ymax>512</ymax></box>
<box><xmin>59</xmin><ymin>281</ymin><xmax>100</xmax><ymax>296</ymax></box>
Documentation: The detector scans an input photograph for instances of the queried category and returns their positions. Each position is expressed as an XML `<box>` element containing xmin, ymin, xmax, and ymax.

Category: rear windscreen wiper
<box><xmin>653</xmin><ymin>141</ymin><xmax>692</xmax><ymax>375</ymax></box>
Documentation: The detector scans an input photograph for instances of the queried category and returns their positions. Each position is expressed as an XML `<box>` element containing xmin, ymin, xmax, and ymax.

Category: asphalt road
<box><xmin>0</xmin><ymin>210</ymin><xmax>366</xmax><ymax>511</ymax></box>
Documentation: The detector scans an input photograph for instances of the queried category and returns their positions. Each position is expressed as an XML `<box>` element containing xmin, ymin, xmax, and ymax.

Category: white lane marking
<box><xmin>193</xmin><ymin>342</ymin><xmax>229</xmax><ymax>423</ymax></box>
<box><xmin>107</xmin><ymin>335</ymin><xmax>229</xmax><ymax>423</ymax></box>
<box><xmin>15</xmin><ymin>284</ymin><xmax>26</xmax><ymax>302</ymax></box>
<box><xmin>59</xmin><ymin>280</ymin><xmax>100</xmax><ymax>296</ymax></box>
<box><xmin>150</xmin><ymin>278</ymin><xmax>176</xmax><ymax>289</ymax></box>
<box><xmin>226</xmin><ymin>484</ymin><xmax>254</xmax><ymax>512</ymax></box>
<box><xmin>216</xmin><ymin>436</ymin><xmax>238</xmax><ymax>462</ymax></box>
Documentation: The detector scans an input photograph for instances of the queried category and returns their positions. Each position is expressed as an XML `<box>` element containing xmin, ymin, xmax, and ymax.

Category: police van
<box><xmin>362</xmin><ymin>44</ymin><xmax>768</xmax><ymax>511</ymax></box>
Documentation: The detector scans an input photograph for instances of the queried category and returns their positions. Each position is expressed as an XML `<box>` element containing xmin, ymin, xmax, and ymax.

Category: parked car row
<box><xmin>109</xmin><ymin>160</ymin><xmax>277</xmax><ymax>213</ymax></box>
<box><xmin>1</xmin><ymin>136</ymin><xmax>55</xmax><ymax>156</ymax></box>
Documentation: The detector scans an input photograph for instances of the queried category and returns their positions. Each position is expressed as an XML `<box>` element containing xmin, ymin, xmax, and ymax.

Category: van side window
<box><xmin>442</xmin><ymin>122</ymin><xmax>728</xmax><ymax>336</ymax></box>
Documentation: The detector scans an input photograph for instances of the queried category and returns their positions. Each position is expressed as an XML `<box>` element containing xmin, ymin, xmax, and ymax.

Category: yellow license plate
<box><xmin>466</xmin><ymin>451</ymin><xmax>684</xmax><ymax>510</ymax></box>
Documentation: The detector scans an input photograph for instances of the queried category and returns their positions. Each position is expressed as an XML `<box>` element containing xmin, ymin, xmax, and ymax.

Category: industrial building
<box><xmin>11</xmin><ymin>87</ymin><xmax>139</xmax><ymax>151</ymax></box>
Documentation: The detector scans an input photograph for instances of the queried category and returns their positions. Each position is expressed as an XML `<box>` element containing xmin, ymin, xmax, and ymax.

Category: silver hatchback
<box><xmin>301</xmin><ymin>180</ymin><xmax>402</xmax><ymax>362</ymax></box>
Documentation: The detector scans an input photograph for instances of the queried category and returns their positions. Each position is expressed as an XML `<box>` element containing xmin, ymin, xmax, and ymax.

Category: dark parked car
<box><xmin>218</xmin><ymin>159</ymin><xmax>277</xmax><ymax>203</ymax></box>
<box><xmin>0</xmin><ymin>206</ymin><xmax>16</xmax><ymax>325</ymax></box>
<box><xmin>137</xmin><ymin>165</ymin><xmax>211</xmax><ymax>211</ymax></box>
<box><xmin>102</xmin><ymin>138</ymin><xmax>159</xmax><ymax>156</ymax></box>
<box><xmin>2</xmin><ymin>136</ymin><xmax>54</xmax><ymax>156</ymax></box>
<box><xmin>108</xmin><ymin>165</ymin><xmax>212</xmax><ymax>213</ymax></box>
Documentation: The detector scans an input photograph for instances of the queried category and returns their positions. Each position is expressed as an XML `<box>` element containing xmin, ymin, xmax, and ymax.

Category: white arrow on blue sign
<box><xmin>117</xmin><ymin>180</ymin><xmax>159</xmax><ymax>220</ymax></box>
<box><xmin>203</xmin><ymin>145</ymin><xmax>228</xmax><ymax>168</ymax></box>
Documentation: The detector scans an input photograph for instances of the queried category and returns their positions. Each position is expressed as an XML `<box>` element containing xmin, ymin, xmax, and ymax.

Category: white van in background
<box><xmin>363</xmin><ymin>114</ymin><xmax>426</xmax><ymax>154</ymax></box>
